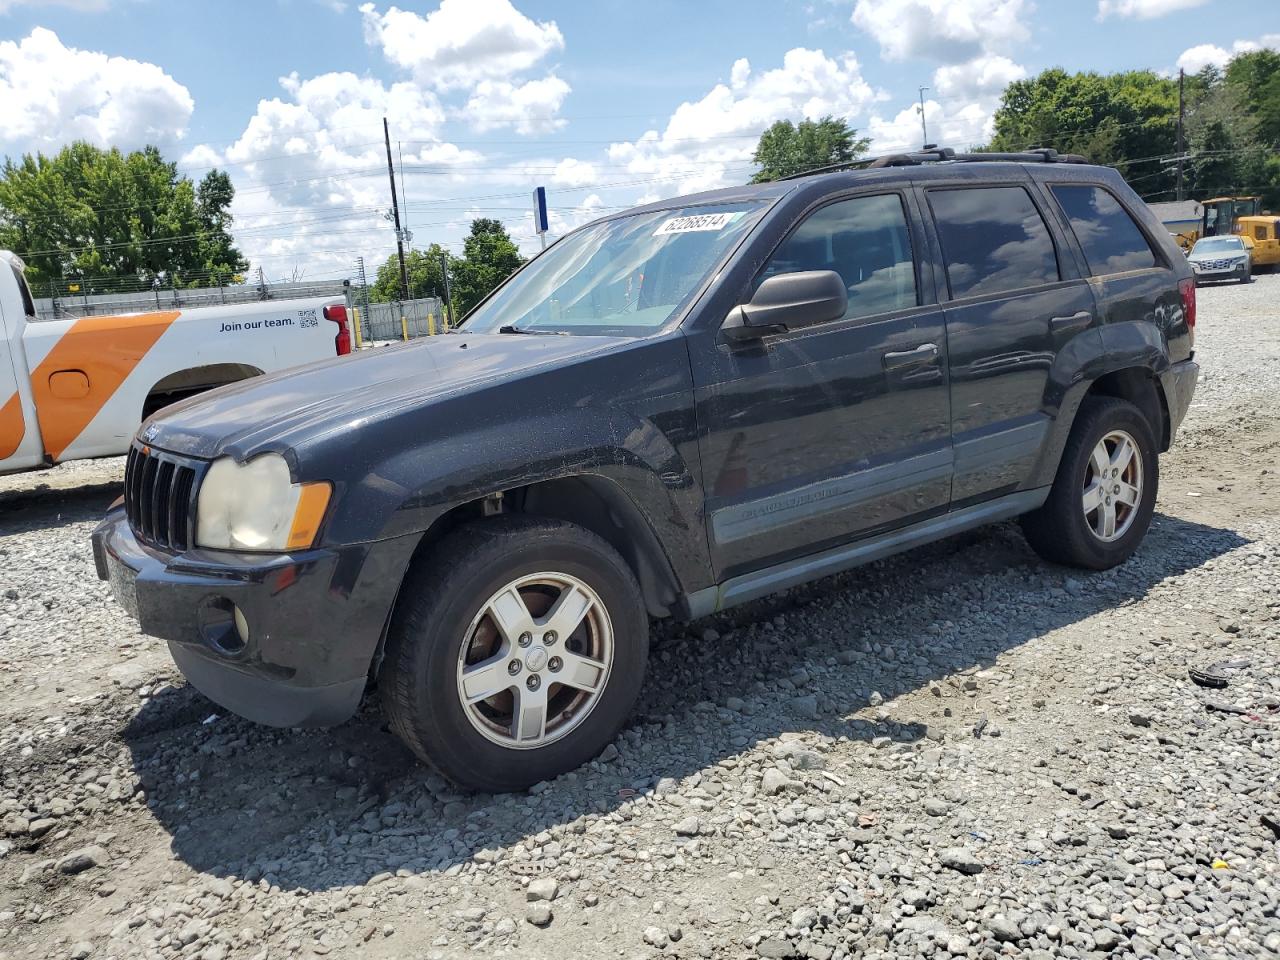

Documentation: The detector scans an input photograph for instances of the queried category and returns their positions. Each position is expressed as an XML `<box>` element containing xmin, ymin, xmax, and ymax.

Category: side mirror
<box><xmin>722</xmin><ymin>270</ymin><xmax>848</xmax><ymax>342</ymax></box>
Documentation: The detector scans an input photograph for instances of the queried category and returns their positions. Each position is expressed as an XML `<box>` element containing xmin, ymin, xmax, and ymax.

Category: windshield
<box><xmin>462</xmin><ymin>201</ymin><xmax>766</xmax><ymax>336</ymax></box>
<box><xmin>1192</xmin><ymin>237</ymin><xmax>1244</xmax><ymax>253</ymax></box>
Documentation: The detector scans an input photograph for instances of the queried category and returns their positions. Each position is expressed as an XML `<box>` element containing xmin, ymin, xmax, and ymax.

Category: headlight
<box><xmin>196</xmin><ymin>453</ymin><xmax>332</xmax><ymax>551</ymax></box>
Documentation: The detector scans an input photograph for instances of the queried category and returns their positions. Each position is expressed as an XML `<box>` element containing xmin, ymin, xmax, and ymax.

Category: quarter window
<box><xmin>9</xmin><ymin>265</ymin><xmax>35</xmax><ymax>319</ymax></box>
<box><xmin>929</xmin><ymin>186</ymin><xmax>1060</xmax><ymax>298</ymax></box>
<box><xmin>1051</xmin><ymin>185</ymin><xmax>1157</xmax><ymax>275</ymax></box>
<box><xmin>760</xmin><ymin>193</ymin><xmax>918</xmax><ymax>321</ymax></box>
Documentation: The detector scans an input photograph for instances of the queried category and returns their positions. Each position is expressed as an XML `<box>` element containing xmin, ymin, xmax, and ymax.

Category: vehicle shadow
<box><xmin>121</xmin><ymin>511</ymin><xmax>1246</xmax><ymax>893</ymax></box>
<box><xmin>0</xmin><ymin>481</ymin><xmax>122</xmax><ymax>533</ymax></box>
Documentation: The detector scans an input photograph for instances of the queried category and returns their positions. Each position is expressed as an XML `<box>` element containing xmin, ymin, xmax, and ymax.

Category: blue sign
<box><xmin>532</xmin><ymin>186</ymin><xmax>549</xmax><ymax>235</ymax></box>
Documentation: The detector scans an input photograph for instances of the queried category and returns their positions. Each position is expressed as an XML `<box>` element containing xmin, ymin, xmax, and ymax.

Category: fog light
<box><xmin>197</xmin><ymin>597</ymin><xmax>246</xmax><ymax>655</ymax></box>
<box><xmin>233</xmin><ymin>605</ymin><xmax>250</xmax><ymax>646</ymax></box>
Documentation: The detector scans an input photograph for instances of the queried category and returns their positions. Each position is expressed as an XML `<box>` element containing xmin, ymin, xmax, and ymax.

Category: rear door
<box><xmin>692</xmin><ymin>187</ymin><xmax>952</xmax><ymax>580</ymax></box>
<box><xmin>921</xmin><ymin>179</ymin><xmax>1098</xmax><ymax>507</ymax></box>
<box><xmin>1043</xmin><ymin>181</ymin><xmax>1180</xmax><ymax>334</ymax></box>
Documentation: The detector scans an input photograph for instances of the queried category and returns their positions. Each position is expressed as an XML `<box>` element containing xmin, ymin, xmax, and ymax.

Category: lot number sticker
<box><xmin>653</xmin><ymin>212</ymin><xmax>740</xmax><ymax>236</ymax></box>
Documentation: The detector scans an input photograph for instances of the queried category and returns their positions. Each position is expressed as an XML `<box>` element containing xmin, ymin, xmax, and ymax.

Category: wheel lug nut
<box><xmin>508</xmin><ymin>659</ymin><xmax>522</xmax><ymax>675</ymax></box>
<box><xmin>543</xmin><ymin>631</ymin><xmax>557</xmax><ymax>645</ymax></box>
<box><xmin>526</xmin><ymin>675</ymin><xmax>541</xmax><ymax>691</ymax></box>
<box><xmin>517</xmin><ymin>632</ymin><xmax>533</xmax><ymax>648</ymax></box>
<box><xmin>548</xmin><ymin>656</ymin><xmax>562</xmax><ymax>673</ymax></box>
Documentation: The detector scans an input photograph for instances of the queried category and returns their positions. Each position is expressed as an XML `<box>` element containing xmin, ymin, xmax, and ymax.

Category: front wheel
<box><xmin>379</xmin><ymin>516</ymin><xmax>648</xmax><ymax>792</ymax></box>
<box><xmin>1021</xmin><ymin>396</ymin><xmax>1159</xmax><ymax>570</ymax></box>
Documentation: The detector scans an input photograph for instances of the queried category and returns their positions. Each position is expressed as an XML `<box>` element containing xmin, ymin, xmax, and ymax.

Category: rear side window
<box><xmin>1051</xmin><ymin>185</ymin><xmax>1157</xmax><ymax>275</ymax></box>
<box><xmin>928</xmin><ymin>186</ymin><xmax>1060</xmax><ymax>298</ymax></box>
<box><xmin>760</xmin><ymin>193</ymin><xmax>918</xmax><ymax>321</ymax></box>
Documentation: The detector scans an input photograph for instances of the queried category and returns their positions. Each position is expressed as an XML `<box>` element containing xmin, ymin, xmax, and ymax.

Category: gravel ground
<box><xmin>1</xmin><ymin>275</ymin><xmax>1278</xmax><ymax>960</ymax></box>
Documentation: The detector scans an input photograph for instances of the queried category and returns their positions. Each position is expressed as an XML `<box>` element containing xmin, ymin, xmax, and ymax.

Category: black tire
<box><xmin>1021</xmin><ymin>396</ymin><xmax>1159</xmax><ymax>570</ymax></box>
<box><xmin>379</xmin><ymin>516</ymin><xmax>648</xmax><ymax>792</ymax></box>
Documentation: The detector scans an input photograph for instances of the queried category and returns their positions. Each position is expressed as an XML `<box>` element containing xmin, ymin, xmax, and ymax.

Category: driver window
<box><xmin>760</xmin><ymin>194</ymin><xmax>918</xmax><ymax>321</ymax></box>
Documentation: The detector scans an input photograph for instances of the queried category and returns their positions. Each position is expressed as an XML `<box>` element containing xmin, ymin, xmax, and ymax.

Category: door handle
<box><xmin>882</xmin><ymin>343</ymin><xmax>939</xmax><ymax>370</ymax></box>
<box><xmin>1050</xmin><ymin>310</ymin><xmax>1093</xmax><ymax>335</ymax></box>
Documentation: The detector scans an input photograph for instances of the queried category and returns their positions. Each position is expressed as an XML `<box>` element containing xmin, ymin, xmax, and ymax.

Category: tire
<box><xmin>1021</xmin><ymin>396</ymin><xmax>1159</xmax><ymax>570</ymax></box>
<box><xmin>379</xmin><ymin>516</ymin><xmax>648</xmax><ymax>792</ymax></box>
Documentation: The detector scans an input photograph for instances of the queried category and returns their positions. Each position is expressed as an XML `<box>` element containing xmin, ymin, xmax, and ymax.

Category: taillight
<box><xmin>323</xmin><ymin>304</ymin><xmax>352</xmax><ymax>356</ymax></box>
<box><xmin>1178</xmin><ymin>277</ymin><xmax>1196</xmax><ymax>347</ymax></box>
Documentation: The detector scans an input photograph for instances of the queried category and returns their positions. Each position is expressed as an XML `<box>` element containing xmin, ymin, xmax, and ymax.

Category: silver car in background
<box><xmin>1188</xmin><ymin>235</ymin><xmax>1252</xmax><ymax>285</ymax></box>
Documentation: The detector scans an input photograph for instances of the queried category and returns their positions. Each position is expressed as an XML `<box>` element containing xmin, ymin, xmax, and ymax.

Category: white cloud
<box><xmin>0</xmin><ymin>27</ymin><xmax>193</xmax><ymax>153</ymax></box>
<box><xmin>1176</xmin><ymin>36</ymin><xmax>1280</xmax><ymax>73</ymax></box>
<box><xmin>607</xmin><ymin>48</ymin><xmax>878</xmax><ymax>197</ymax></box>
<box><xmin>359</xmin><ymin>0</ymin><xmax>563</xmax><ymax>89</ymax></box>
<box><xmin>867</xmin><ymin>99</ymin><xmax>994</xmax><ymax>153</ymax></box>
<box><xmin>552</xmin><ymin>158</ymin><xmax>600</xmax><ymax>188</ymax></box>
<box><xmin>0</xmin><ymin>0</ymin><xmax>108</xmax><ymax>13</ymax></box>
<box><xmin>465</xmin><ymin>76</ymin><xmax>571</xmax><ymax>134</ymax></box>
<box><xmin>1097</xmin><ymin>0</ymin><xmax>1208</xmax><ymax>20</ymax></box>
<box><xmin>851</xmin><ymin>0</ymin><xmax>1030</xmax><ymax>63</ymax></box>
<box><xmin>192</xmin><ymin>70</ymin><xmax>485</xmax><ymax>275</ymax></box>
<box><xmin>359</xmin><ymin>0</ymin><xmax>570</xmax><ymax>135</ymax></box>
<box><xmin>932</xmin><ymin>54</ymin><xmax>1027</xmax><ymax>99</ymax></box>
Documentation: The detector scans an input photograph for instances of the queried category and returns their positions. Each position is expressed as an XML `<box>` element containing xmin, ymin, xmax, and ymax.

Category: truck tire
<box><xmin>1021</xmin><ymin>396</ymin><xmax>1159</xmax><ymax>570</ymax></box>
<box><xmin>379</xmin><ymin>516</ymin><xmax>648</xmax><ymax>792</ymax></box>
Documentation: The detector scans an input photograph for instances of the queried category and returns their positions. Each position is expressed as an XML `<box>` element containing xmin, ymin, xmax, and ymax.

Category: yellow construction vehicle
<box><xmin>1150</xmin><ymin>196</ymin><xmax>1265</xmax><ymax>253</ymax></box>
<box><xmin>1237</xmin><ymin>215</ymin><xmax>1280</xmax><ymax>272</ymax></box>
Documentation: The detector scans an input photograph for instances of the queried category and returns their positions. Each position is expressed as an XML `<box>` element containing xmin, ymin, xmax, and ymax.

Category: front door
<box><xmin>691</xmin><ymin>189</ymin><xmax>952</xmax><ymax>580</ymax></box>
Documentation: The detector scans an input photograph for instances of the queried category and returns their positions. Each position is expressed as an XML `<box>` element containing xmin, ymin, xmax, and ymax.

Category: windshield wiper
<box><xmin>498</xmin><ymin>324</ymin><xmax>568</xmax><ymax>336</ymax></box>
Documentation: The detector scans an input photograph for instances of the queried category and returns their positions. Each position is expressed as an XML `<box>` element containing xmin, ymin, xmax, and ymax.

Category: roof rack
<box><xmin>776</xmin><ymin>147</ymin><xmax>1091</xmax><ymax>181</ymax></box>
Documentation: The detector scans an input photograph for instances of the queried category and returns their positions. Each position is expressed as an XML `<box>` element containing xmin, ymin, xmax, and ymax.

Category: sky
<box><xmin>1</xmin><ymin>0</ymin><xmax>1278</xmax><ymax>283</ymax></box>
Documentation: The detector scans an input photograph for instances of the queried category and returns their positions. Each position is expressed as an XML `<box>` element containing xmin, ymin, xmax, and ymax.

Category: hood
<box><xmin>146</xmin><ymin>332</ymin><xmax>632</xmax><ymax>461</ymax></box>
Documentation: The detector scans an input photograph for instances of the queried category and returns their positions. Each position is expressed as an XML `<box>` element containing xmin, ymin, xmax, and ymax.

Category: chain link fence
<box><xmin>357</xmin><ymin>297</ymin><xmax>449</xmax><ymax>343</ymax></box>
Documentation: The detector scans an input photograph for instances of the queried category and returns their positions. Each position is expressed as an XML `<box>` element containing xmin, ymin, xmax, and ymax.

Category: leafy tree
<box><xmin>451</xmin><ymin>218</ymin><xmax>525</xmax><ymax>318</ymax></box>
<box><xmin>989</xmin><ymin>69</ymin><xmax>1180</xmax><ymax>198</ymax></box>
<box><xmin>0</xmin><ymin>141</ymin><xmax>246</xmax><ymax>292</ymax></box>
<box><xmin>1224</xmin><ymin>49</ymin><xmax>1280</xmax><ymax>145</ymax></box>
<box><xmin>751</xmin><ymin>117</ymin><xmax>871</xmax><ymax>183</ymax></box>
<box><xmin>370</xmin><ymin>243</ymin><xmax>459</xmax><ymax>309</ymax></box>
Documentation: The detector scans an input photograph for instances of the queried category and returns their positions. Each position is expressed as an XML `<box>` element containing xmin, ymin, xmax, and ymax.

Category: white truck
<box><xmin>1</xmin><ymin>250</ymin><xmax>354</xmax><ymax>475</ymax></box>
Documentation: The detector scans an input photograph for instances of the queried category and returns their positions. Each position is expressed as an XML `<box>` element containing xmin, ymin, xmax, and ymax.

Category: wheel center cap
<box><xmin>525</xmin><ymin>646</ymin><xmax>549</xmax><ymax>671</ymax></box>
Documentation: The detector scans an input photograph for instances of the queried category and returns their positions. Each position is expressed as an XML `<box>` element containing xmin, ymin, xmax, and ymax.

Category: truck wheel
<box><xmin>1021</xmin><ymin>396</ymin><xmax>1159</xmax><ymax>570</ymax></box>
<box><xmin>379</xmin><ymin>516</ymin><xmax>648</xmax><ymax>792</ymax></box>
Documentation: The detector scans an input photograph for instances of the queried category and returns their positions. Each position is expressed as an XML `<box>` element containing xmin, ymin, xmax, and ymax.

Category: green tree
<box><xmin>750</xmin><ymin>117</ymin><xmax>871</xmax><ymax>183</ymax></box>
<box><xmin>451</xmin><ymin>218</ymin><xmax>525</xmax><ymax>318</ymax></box>
<box><xmin>370</xmin><ymin>243</ymin><xmax>459</xmax><ymax>307</ymax></box>
<box><xmin>989</xmin><ymin>68</ymin><xmax>1180</xmax><ymax>198</ymax></box>
<box><xmin>1224</xmin><ymin>49</ymin><xmax>1280</xmax><ymax>145</ymax></box>
<box><xmin>0</xmin><ymin>141</ymin><xmax>246</xmax><ymax>292</ymax></box>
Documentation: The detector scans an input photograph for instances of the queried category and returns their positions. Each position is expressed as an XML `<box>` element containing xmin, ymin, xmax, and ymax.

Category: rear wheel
<box><xmin>379</xmin><ymin>516</ymin><xmax>648</xmax><ymax>792</ymax></box>
<box><xmin>1021</xmin><ymin>396</ymin><xmax>1158</xmax><ymax>570</ymax></box>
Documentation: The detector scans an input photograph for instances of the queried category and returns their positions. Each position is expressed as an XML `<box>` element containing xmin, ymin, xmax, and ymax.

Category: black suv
<box><xmin>94</xmin><ymin>149</ymin><xmax>1198</xmax><ymax>792</ymax></box>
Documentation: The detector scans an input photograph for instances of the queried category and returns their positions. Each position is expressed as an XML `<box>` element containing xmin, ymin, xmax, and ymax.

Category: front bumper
<box><xmin>1160</xmin><ymin>357</ymin><xmax>1199</xmax><ymax>445</ymax></box>
<box><xmin>92</xmin><ymin>504</ymin><xmax>419</xmax><ymax>727</ymax></box>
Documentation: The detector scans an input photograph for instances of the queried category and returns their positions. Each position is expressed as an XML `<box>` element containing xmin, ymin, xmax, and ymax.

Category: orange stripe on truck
<box><xmin>31</xmin><ymin>311</ymin><xmax>180</xmax><ymax>461</ymax></box>
<box><xmin>0</xmin><ymin>391</ymin><xmax>25</xmax><ymax>459</ymax></box>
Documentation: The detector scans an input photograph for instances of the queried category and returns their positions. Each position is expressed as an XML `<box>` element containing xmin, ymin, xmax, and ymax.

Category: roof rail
<box><xmin>776</xmin><ymin>146</ymin><xmax>1091</xmax><ymax>181</ymax></box>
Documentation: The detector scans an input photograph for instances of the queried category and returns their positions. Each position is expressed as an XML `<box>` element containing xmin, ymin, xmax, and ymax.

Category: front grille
<box><xmin>124</xmin><ymin>444</ymin><xmax>200</xmax><ymax>551</ymax></box>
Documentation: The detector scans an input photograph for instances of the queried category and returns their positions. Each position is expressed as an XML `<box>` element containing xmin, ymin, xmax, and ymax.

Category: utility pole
<box><xmin>917</xmin><ymin>86</ymin><xmax>930</xmax><ymax>149</ymax></box>
<box><xmin>383</xmin><ymin>116</ymin><xmax>410</xmax><ymax>302</ymax></box>
<box><xmin>1176</xmin><ymin>68</ymin><xmax>1186</xmax><ymax>202</ymax></box>
<box><xmin>439</xmin><ymin>249</ymin><xmax>454</xmax><ymax>328</ymax></box>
